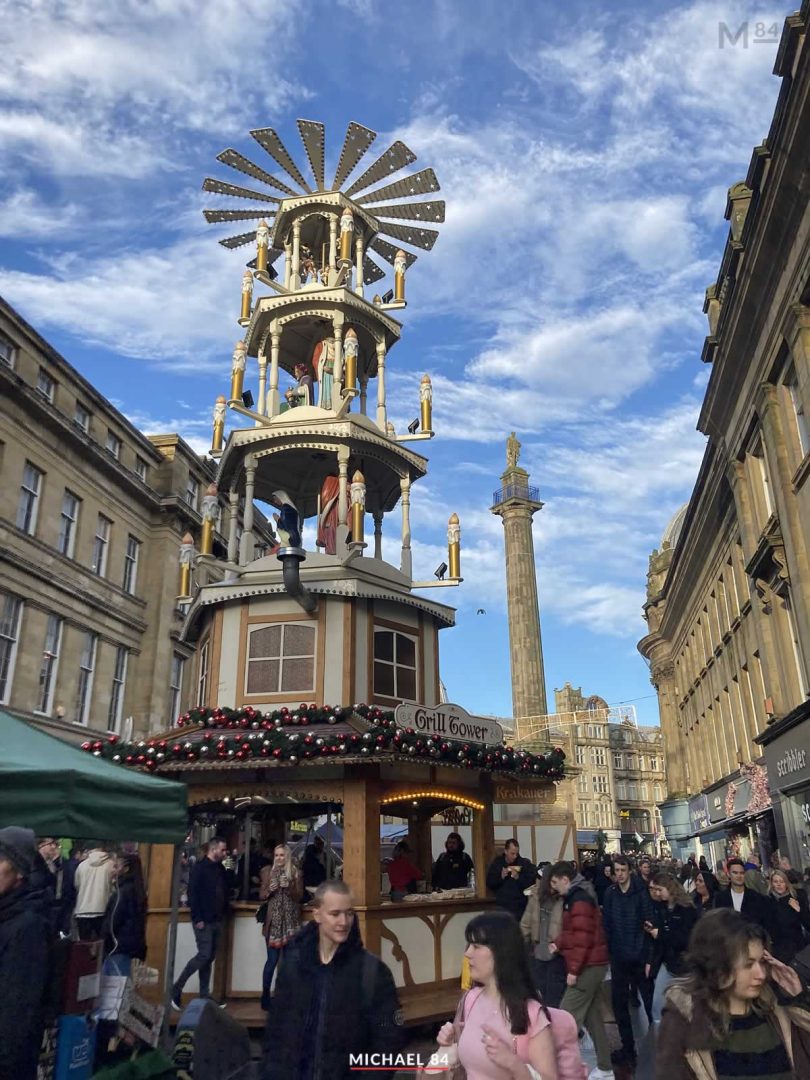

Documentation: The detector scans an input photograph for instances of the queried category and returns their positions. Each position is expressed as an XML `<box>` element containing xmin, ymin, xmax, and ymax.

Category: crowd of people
<box><xmin>5</xmin><ymin>825</ymin><xmax>810</xmax><ymax>1080</ymax></box>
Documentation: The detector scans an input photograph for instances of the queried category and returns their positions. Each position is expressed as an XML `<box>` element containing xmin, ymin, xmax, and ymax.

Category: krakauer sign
<box><xmin>395</xmin><ymin>703</ymin><xmax>504</xmax><ymax>746</ymax></box>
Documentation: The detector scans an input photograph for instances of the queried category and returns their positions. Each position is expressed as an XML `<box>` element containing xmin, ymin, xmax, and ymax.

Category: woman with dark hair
<box><xmin>656</xmin><ymin>908</ymin><xmax>810</xmax><ymax>1078</ymax></box>
<box><xmin>424</xmin><ymin>911</ymin><xmax>585</xmax><ymax>1078</ymax></box>
<box><xmin>768</xmin><ymin>868</ymin><xmax>810</xmax><ymax>965</ymax></box>
<box><xmin>520</xmin><ymin>864</ymin><xmax>566</xmax><ymax>1008</ymax></box>
<box><xmin>693</xmin><ymin>871</ymin><xmax>719</xmax><ymax>914</ymax></box>
<box><xmin>105</xmin><ymin>854</ymin><xmax>147</xmax><ymax>970</ymax></box>
<box><xmin>644</xmin><ymin>872</ymin><xmax>699</xmax><ymax>1026</ymax></box>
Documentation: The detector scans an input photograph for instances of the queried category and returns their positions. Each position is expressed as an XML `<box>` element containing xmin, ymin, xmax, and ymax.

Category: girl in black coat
<box><xmin>645</xmin><ymin>872</ymin><xmax>699</xmax><ymax>1026</ymax></box>
<box><xmin>692</xmin><ymin>870</ymin><xmax>718</xmax><ymax>914</ymax></box>
<box><xmin>768</xmin><ymin>867</ymin><xmax>810</xmax><ymax>964</ymax></box>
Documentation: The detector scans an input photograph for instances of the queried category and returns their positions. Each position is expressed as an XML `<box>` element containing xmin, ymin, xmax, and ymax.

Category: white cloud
<box><xmin>0</xmin><ymin>188</ymin><xmax>80</xmax><ymax>237</ymax></box>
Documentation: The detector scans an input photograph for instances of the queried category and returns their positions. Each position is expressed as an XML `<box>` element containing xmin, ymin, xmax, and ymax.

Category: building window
<box><xmin>122</xmin><ymin>535</ymin><xmax>141</xmax><ymax>594</ymax></box>
<box><xmin>373</xmin><ymin>628</ymin><xmax>418</xmax><ymax>701</ymax></box>
<box><xmin>74</xmin><ymin>402</ymin><xmax>91</xmax><ymax>432</ymax></box>
<box><xmin>639</xmin><ymin>755</ymin><xmax>646</xmax><ymax>771</ymax></box>
<box><xmin>587</xmin><ymin>724</ymin><xmax>604</xmax><ymax>739</ymax></box>
<box><xmin>57</xmin><ymin>490</ymin><xmax>81</xmax><ymax>557</ymax></box>
<box><xmin>91</xmin><ymin>514</ymin><xmax>112</xmax><ymax>576</ymax></box>
<box><xmin>169</xmin><ymin>653</ymin><xmax>185</xmax><ymax>721</ymax></box>
<box><xmin>108</xmin><ymin>646</ymin><xmax>128</xmax><ymax>733</ymax></box>
<box><xmin>197</xmin><ymin>639</ymin><xmax>210</xmax><ymax>705</ymax></box>
<box><xmin>37</xmin><ymin>615</ymin><xmax>63</xmax><ymax>714</ymax></box>
<box><xmin>577</xmin><ymin>803</ymin><xmax>590</xmax><ymax>827</ymax></box>
<box><xmin>106</xmin><ymin>431</ymin><xmax>122</xmax><ymax>460</ymax></box>
<box><xmin>0</xmin><ymin>593</ymin><xmax>23</xmax><ymax>704</ymax></box>
<box><xmin>0</xmin><ymin>334</ymin><xmax>15</xmax><ymax>368</ymax></box>
<box><xmin>627</xmin><ymin>781</ymin><xmax>639</xmax><ymax>800</ymax></box>
<box><xmin>591</xmin><ymin>747</ymin><xmax>606</xmax><ymax>767</ymax></box>
<box><xmin>575</xmin><ymin>745</ymin><xmax>586</xmax><ymax>765</ymax></box>
<box><xmin>613</xmin><ymin>752</ymin><xmax>623</xmax><ymax>769</ymax></box>
<box><xmin>74</xmin><ymin>631</ymin><xmax>98</xmax><ymax>725</ymax></box>
<box><xmin>616</xmin><ymin>781</ymin><xmax>626</xmax><ymax>799</ymax></box>
<box><xmin>16</xmin><ymin>461</ymin><xmax>44</xmax><ymax>535</ymax></box>
<box><xmin>246</xmin><ymin>622</ymin><xmax>318</xmax><ymax>696</ymax></box>
<box><xmin>649</xmin><ymin>756</ymin><xmax>659</xmax><ymax>771</ymax></box>
<box><xmin>654</xmin><ymin>783</ymin><xmax>662</xmax><ymax>802</ymax></box>
<box><xmin>135</xmin><ymin>456</ymin><xmax>148</xmax><ymax>482</ymax></box>
<box><xmin>786</xmin><ymin>372</ymin><xmax>810</xmax><ymax>458</ymax></box>
<box><xmin>592</xmin><ymin>775</ymin><xmax>609</xmax><ymax>794</ymax></box>
<box><xmin>577</xmin><ymin>775</ymin><xmax>588</xmax><ymax>794</ymax></box>
<box><xmin>36</xmin><ymin>367</ymin><xmax>55</xmax><ymax>402</ymax></box>
<box><xmin>186</xmin><ymin>473</ymin><xmax>200</xmax><ymax>511</ymax></box>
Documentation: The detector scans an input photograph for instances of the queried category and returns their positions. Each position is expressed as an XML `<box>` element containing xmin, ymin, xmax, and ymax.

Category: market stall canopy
<box><xmin>0</xmin><ymin>710</ymin><xmax>187</xmax><ymax>842</ymax></box>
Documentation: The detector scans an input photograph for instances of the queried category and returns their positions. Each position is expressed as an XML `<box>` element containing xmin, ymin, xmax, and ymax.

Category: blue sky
<box><xmin>0</xmin><ymin>0</ymin><xmax>788</xmax><ymax>724</ymax></box>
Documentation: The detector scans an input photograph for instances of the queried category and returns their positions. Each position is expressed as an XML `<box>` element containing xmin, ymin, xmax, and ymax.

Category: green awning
<box><xmin>0</xmin><ymin>710</ymin><xmax>187</xmax><ymax>843</ymax></box>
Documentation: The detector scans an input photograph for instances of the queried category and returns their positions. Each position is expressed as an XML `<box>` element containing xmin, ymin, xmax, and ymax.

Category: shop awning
<box><xmin>688</xmin><ymin>806</ymin><xmax>773</xmax><ymax>840</ymax></box>
<box><xmin>0</xmin><ymin>710</ymin><xmax>188</xmax><ymax>843</ymax></box>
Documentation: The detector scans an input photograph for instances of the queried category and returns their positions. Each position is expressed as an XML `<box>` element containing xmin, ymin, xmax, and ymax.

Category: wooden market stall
<box><xmin>92</xmin><ymin>705</ymin><xmax>566</xmax><ymax>1025</ymax></box>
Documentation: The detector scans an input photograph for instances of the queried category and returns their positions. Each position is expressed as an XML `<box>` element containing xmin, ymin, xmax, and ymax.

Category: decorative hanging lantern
<box><xmin>200</xmin><ymin>483</ymin><xmax>219</xmax><ymax>555</ymax></box>
<box><xmin>178</xmin><ymin>532</ymin><xmax>195</xmax><ymax>597</ymax></box>
<box><xmin>350</xmin><ymin>470</ymin><xmax>366</xmax><ymax>546</ymax></box>
<box><xmin>230</xmin><ymin>340</ymin><xmax>247</xmax><ymax>400</ymax></box>
<box><xmin>343</xmin><ymin>327</ymin><xmax>358</xmax><ymax>392</ymax></box>
<box><xmin>420</xmin><ymin>374</ymin><xmax>433</xmax><ymax>433</ymax></box>
<box><xmin>448</xmin><ymin>513</ymin><xmax>461</xmax><ymax>579</ymax></box>
<box><xmin>394</xmin><ymin>249</ymin><xmax>407</xmax><ymax>302</ymax></box>
<box><xmin>240</xmin><ymin>270</ymin><xmax>253</xmax><ymax>321</ymax></box>
<box><xmin>211</xmin><ymin>396</ymin><xmax>226</xmax><ymax>453</ymax></box>
<box><xmin>255</xmin><ymin>219</ymin><xmax>270</xmax><ymax>273</ymax></box>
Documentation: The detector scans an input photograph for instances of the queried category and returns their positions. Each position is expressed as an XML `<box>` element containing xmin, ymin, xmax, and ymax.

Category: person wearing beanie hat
<box><xmin>0</xmin><ymin>826</ymin><xmax>51</xmax><ymax>1080</ymax></box>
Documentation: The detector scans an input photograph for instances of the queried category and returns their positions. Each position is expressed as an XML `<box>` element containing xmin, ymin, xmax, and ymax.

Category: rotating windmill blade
<box><xmin>203</xmin><ymin>120</ymin><xmax>443</xmax><ymax>263</ymax></box>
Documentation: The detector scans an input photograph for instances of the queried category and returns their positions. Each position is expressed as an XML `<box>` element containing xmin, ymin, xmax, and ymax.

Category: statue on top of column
<box><xmin>506</xmin><ymin>431</ymin><xmax>521</xmax><ymax>469</ymax></box>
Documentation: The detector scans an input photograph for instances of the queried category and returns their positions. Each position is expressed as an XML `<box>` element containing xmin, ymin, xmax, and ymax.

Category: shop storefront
<box><xmin>758</xmin><ymin>702</ymin><xmax>810</xmax><ymax>871</ymax></box>
<box><xmin>688</xmin><ymin>772</ymin><xmax>775</xmax><ymax>867</ymax></box>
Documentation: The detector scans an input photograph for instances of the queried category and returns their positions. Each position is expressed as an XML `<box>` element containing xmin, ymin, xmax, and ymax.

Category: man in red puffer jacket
<box><xmin>549</xmin><ymin>861</ymin><xmax>613</xmax><ymax>1079</ymax></box>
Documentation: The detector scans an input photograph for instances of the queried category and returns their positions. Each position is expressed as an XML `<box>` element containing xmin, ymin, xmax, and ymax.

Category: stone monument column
<box><xmin>490</xmin><ymin>433</ymin><xmax>548</xmax><ymax>736</ymax></box>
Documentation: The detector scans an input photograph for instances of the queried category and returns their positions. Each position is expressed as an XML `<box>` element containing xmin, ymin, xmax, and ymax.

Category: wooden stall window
<box><xmin>373</xmin><ymin>628</ymin><xmax>418</xmax><ymax>703</ymax></box>
<box><xmin>246</xmin><ymin>621</ymin><xmax>316</xmax><ymax>695</ymax></box>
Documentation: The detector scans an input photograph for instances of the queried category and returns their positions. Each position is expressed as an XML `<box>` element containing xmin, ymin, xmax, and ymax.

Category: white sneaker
<box><xmin>588</xmin><ymin>1069</ymin><xmax>615</xmax><ymax>1080</ymax></box>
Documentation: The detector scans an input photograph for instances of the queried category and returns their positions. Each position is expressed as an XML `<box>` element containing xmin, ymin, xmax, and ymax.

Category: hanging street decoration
<box><xmin>80</xmin><ymin>703</ymin><xmax>566</xmax><ymax>780</ymax></box>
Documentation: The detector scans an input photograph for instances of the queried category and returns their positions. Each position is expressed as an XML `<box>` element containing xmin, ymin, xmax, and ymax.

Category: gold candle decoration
<box><xmin>350</xmin><ymin>470</ymin><xmax>366</xmax><ymax>545</ymax></box>
<box><xmin>240</xmin><ymin>270</ymin><xmax>253</xmax><ymax>321</ymax></box>
<box><xmin>420</xmin><ymin>373</ymin><xmax>433</xmax><ymax>432</ymax></box>
<box><xmin>200</xmin><ymin>484</ymin><xmax>219</xmax><ymax>555</ymax></box>
<box><xmin>230</xmin><ymin>340</ymin><xmax>247</xmax><ymax>400</ymax></box>
<box><xmin>339</xmin><ymin>207</ymin><xmax>354</xmax><ymax>265</ymax></box>
<box><xmin>394</xmin><ymin>248</ymin><xmax>407</xmax><ymax>302</ymax></box>
<box><xmin>343</xmin><ymin>327</ymin><xmax>358</xmax><ymax>392</ymax></box>
<box><xmin>448</xmin><ymin>513</ymin><xmax>461</xmax><ymax>579</ymax></box>
<box><xmin>178</xmin><ymin>531</ymin><xmax>195</xmax><ymax>597</ymax></box>
<box><xmin>255</xmin><ymin>219</ymin><xmax>270</xmax><ymax>272</ymax></box>
<box><xmin>211</xmin><ymin>396</ymin><xmax>226</xmax><ymax>453</ymax></box>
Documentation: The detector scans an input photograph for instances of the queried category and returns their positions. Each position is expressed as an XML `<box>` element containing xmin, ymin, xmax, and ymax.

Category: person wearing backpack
<box><xmin>423</xmin><ymin>910</ymin><xmax>588</xmax><ymax>1079</ymax></box>
<box><xmin>548</xmin><ymin>861</ymin><xmax>614</xmax><ymax>1080</ymax></box>
<box><xmin>262</xmin><ymin>880</ymin><xmax>404</xmax><ymax>1079</ymax></box>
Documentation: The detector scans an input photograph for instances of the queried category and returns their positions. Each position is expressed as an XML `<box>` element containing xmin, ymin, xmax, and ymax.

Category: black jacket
<box><xmin>187</xmin><ymin>857</ymin><xmax>228</xmax><ymax>925</ymax></box>
<box><xmin>485</xmin><ymin>855</ymin><xmax>536</xmax><ymax>918</ymax></box>
<box><xmin>602</xmin><ymin>874</ymin><xmax>655</xmax><ymax>963</ymax></box>
<box><xmin>432</xmin><ymin>849</ymin><xmax>474</xmax><ymax>890</ymax></box>
<box><xmin>0</xmin><ymin>883</ymin><xmax>52</xmax><ymax>1080</ymax></box>
<box><xmin>106</xmin><ymin>878</ymin><xmax>147</xmax><ymax>960</ymax></box>
<box><xmin>650</xmin><ymin>901</ymin><xmax>699</xmax><ymax>978</ymax></box>
<box><xmin>768</xmin><ymin>891</ymin><xmax>810</xmax><ymax>964</ymax></box>
<box><xmin>714</xmin><ymin>886</ymin><xmax>773</xmax><ymax>934</ymax></box>
<box><xmin>262</xmin><ymin>920</ymin><xmax>405</xmax><ymax>1080</ymax></box>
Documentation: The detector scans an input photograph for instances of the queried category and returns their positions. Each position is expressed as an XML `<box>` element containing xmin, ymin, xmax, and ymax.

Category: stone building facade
<box><xmin>638</xmin><ymin>8</ymin><xmax>810</xmax><ymax>866</ymax></box>
<box><xmin>552</xmin><ymin>683</ymin><xmax>666</xmax><ymax>855</ymax></box>
<box><xmin>0</xmin><ymin>296</ymin><xmax>272</xmax><ymax>743</ymax></box>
